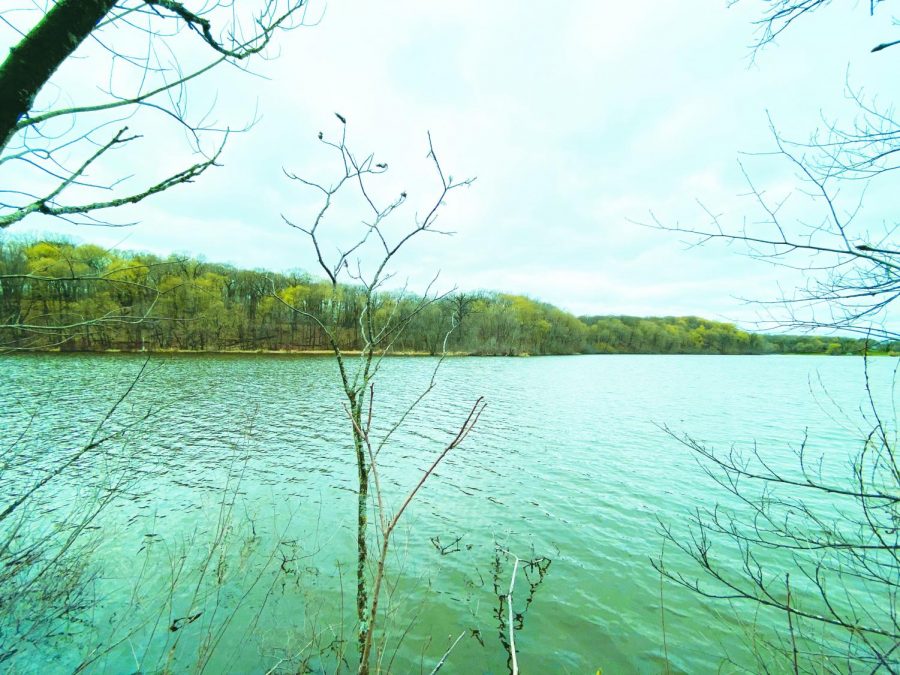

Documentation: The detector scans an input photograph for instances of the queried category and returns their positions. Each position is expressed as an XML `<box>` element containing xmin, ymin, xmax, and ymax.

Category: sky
<box><xmin>4</xmin><ymin>1</ymin><xmax>899</xmax><ymax>327</ymax></box>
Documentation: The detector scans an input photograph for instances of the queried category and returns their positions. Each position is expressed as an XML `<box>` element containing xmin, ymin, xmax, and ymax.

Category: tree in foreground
<box><xmin>278</xmin><ymin>118</ymin><xmax>488</xmax><ymax>673</ymax></box>
<box><xmin>1</xmin><ymin>0</ymin><xmax>308</xmax><ymax>228</ymax></box>
<box><xmin>654</xmin><ymin>1</ymin><xmax>899</xmax><ymax>671</ymax></box>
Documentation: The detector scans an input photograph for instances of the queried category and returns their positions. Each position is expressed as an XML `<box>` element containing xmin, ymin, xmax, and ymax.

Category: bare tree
<box><xmin>653</xmin><ymin>2</ymin><xmax>900</xmax><ymax>671</ymax></box>
<box><xmin>654</xmin><ymin>379</ymin><xmax>899</xmax><ymax>671</ymax></box>
<box><xmin>278</xmin><ymin>118</ymin><xmax>482</xmax><ymax>673</ymax></box>
<box><xmin>0</xmin><ymin>0</ymin><xmax>309</xmax><ymax>229</ymax></box>
<box><xmin>737</xmin><ymin>0</ymin><xmax>897</xmax><ymax>54</ymax></box>
<box><xmin>649</xmin><ymin>0</ymin><xmax>900</xmax><ymax>340</ymax></box>
<box><xmin>648</xmin><ymin>119</ymin><xmax>900</xmax><ymax>342</ymax></box>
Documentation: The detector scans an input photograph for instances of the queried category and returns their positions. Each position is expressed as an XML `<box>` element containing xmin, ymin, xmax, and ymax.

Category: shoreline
<box><xmin>5</xmin><ymin>348</ymin><xmax>895</xmax><ymax>357</ymax></box>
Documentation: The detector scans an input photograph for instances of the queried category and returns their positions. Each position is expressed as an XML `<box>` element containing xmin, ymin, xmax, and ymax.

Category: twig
<box><xmin>428</xmin><ymin>631</ymin><xmax>466</xmax><ymax>675</ymax></box>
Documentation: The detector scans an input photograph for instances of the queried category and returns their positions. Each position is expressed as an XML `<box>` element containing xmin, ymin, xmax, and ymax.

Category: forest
<box><xmin>0</xmin><ymin>238</ymin><xmax>876</xmax><ymax>356</ymax></box>
<box><xmin>4</xmin><ymin>0</ymin><xmax>900</xmax><ymax>672</ymax></box>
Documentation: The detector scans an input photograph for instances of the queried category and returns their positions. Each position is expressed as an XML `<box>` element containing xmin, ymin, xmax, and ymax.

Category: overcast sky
<box><xmin>6</xmin><ymin>1</ymin><xmax>899</xmax><ymax>326</ymax></box>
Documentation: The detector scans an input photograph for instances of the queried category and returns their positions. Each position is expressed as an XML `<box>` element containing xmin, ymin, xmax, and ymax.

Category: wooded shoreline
<box><xmin>10</xmin><ymin>347</ymin><xmax>893</xmax><ymax>357</ymax></box>
<box><xmin>2</xmin><ymin>239</ymin><xmax>891</xmax><ymax>356</ymax></box>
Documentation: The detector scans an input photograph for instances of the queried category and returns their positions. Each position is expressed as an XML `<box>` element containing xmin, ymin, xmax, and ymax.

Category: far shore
<box><xmin>9</xmin><ymin>348</ymin><xmax>896</xmax><ymax>358</ymax></box>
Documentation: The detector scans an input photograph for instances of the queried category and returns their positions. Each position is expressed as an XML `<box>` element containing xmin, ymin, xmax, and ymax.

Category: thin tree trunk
<box><xmin>354</xmin><ymin>418</ymin><xmax>370</xmax><ymax>674</ymax></box>
<box><xmin>356</xmin><ymin>438</ymin><xmax>370</xmax><ymax>674</ymax></box>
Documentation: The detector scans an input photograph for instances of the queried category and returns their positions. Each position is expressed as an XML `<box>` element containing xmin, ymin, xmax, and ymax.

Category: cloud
<box><xmin>5</xmin><ymin>0</ymin><xmax>895</xmax><ymax>325</ymax></box>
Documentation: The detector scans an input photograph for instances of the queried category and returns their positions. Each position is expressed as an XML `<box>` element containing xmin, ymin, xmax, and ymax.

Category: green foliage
<box><xmin>581</xmin><ymin>315</ymin><xmax>869</xmax><ymax>355</ymax></box>
<box><xmin>0</xmin><ymin>238</ymin><xmax>874</xmax><ymax>355</ymax></box>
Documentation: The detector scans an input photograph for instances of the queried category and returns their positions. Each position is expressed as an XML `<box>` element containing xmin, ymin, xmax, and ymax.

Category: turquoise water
<box><xmin>1</xmin><ymin>354</ymin><xmax>894</xmax><ymax>673</ymax></box>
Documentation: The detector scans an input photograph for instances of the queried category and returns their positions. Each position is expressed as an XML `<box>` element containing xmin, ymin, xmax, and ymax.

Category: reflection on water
<box><xmin>0</xmin><ymin>353</ymin><xmax>893</xmax><ymax>673</ymax></box>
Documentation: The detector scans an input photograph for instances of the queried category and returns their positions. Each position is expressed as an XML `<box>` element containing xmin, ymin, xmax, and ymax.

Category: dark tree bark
<box><xmin>0</xmin><ymin>0</ymin><xmax>119</xmax><ymax>152</ymax></box>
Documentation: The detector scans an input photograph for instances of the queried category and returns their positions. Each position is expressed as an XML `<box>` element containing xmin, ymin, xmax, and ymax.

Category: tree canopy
<box><xmin>0</xmin><ymin>238</ymin><xmax>877</xmax><ymax>356</ymax></box>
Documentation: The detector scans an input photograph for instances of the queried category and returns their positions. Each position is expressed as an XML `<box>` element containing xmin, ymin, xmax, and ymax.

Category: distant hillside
<box><xmin>0</xmin><ymin>238</ymin><xmax>876</xmax><ymax>355</ymax></box>
<box><xmin>579</xmin><ymin>315</ymin><xmax>871</xmax><ymax>355</ymax></box>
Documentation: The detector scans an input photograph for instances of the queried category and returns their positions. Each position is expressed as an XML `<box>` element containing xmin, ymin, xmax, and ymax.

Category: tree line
<box><xmin>0</xmin><ymin>238</ymin><xmax>878</xmax><ymax>356</ymax></box>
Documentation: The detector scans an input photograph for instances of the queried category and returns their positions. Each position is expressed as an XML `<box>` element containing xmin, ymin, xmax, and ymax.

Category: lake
<box><xmin>1</xmin><ymin>353</ymin><xmax>894</xmax><ymax>673</ymax></box>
